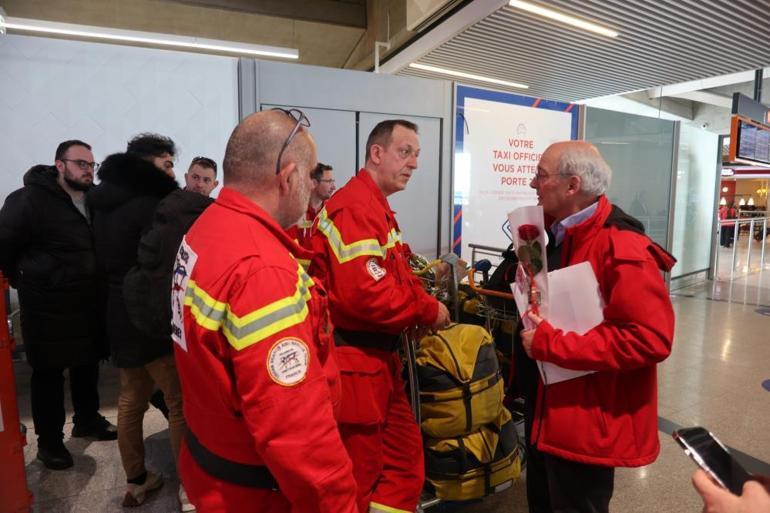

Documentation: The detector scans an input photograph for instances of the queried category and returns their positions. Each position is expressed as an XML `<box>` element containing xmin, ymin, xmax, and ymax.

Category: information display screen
<box><xmin>729</xmin><ymin>116</ymin><xmax>770</xmax><ymax>165</ymax></box>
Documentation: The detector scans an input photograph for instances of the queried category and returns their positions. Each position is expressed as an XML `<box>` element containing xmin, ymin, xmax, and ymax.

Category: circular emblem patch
<box><xmin>267</xmin><ymin>338</ymin><xmax>310</xmax><ymax>386</ymax></box>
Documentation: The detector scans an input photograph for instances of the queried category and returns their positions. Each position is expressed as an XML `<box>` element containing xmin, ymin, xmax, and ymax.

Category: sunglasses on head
<box><xmin>271</xmin><ymin>108</ymin><xmax>311</xmax><ymax>175</ymax></box>
<box><xmin>191</xmin><ymin>156</ymin><xmax>217</xmax><ymax>171</ymax></box>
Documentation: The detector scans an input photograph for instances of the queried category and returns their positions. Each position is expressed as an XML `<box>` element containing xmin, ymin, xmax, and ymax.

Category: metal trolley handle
<box><xmin>466</xmin><ymin>268</ymin><xmax>515</xmax><ymax>300</ymax></box>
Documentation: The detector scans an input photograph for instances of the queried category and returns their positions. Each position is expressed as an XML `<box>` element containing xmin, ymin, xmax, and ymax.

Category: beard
<box><xmin>64</xmin><ymin>174</ymin><xmax>93</xmax><ymax>192</ymax></box>
<box><xmin>277</xmin><ymin>177</ymin><xmax>311</xmax><ymax>229</ymax></box>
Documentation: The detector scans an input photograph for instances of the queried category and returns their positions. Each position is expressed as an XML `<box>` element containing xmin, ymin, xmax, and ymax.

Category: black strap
<box><xmin>185</xmin><ymin>430</ymin><xmax>278</xmax><ymax>490</ymax></box>
<box><xmin>333</xmin><ymin>329</ymin><xmax>400</xmax><ymax>351</ymax></box>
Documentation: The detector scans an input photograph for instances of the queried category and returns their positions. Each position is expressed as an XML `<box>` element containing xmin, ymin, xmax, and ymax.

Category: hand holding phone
<box><xmin>673</xmin><ymin>426</ymin><xmax>752</xmax><ymax>495</ymax></box>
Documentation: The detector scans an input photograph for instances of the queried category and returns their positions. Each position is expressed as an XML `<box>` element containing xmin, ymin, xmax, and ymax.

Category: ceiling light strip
<box><xmin>409</xmin><ymin>62</ymin><xmax>528</xmax><ymax>89</ymax></box>
<box><xmin>0</xmin><ymin>17</ymin><xmax>298</xmax><ymax>59</ymax></box>
<box><xmin>508</xmin><ymin>0</ymin><xmax>618</xmax><ymax>38</ymax></box>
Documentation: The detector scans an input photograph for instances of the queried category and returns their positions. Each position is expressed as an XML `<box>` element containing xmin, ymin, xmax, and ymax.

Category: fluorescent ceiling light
<box><xmin>509</xmin><ymin>0</ymin><xmax>619</xmax><ymax>38</ymax></box>
<box><xmin>409</xmin><ymin>63</ymin><xmax>528</xmax><ymax>89</ymax></box>
<box><xmin>0</xmin><ymin>17</ymin><xmax>298</xmax><ymax>59</ymax></box>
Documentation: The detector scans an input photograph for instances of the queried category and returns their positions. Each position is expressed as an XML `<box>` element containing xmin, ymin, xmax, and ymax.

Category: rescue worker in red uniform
<box><xmin>171</xmin><ymin>109</ymin><xmax>358</xmax><ymax>513</ymax></box>
<box><xmin>519</xmin><ymin>141</ymin><xmax>675</xmax><ymax>513</ymax></box>
<box><xmin>309</xmin><ymin>119</ymin><xmax>451</xmax><ymax>513</ymax></box>
<box><xmin>286</xmin><ymin>162</ymin><xmax>335</xmax><ymax>250</ymax></box>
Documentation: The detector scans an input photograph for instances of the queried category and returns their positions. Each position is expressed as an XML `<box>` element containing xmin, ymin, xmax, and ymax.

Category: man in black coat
<box><xmin>88</xmin><ymin>133</ymin><xmax>187</xmax><ymax>508</ymax></box>
<box><xmin>0</xmin><ymin>140</ymin><xmax>117</xmax><ymax>470</ymax></box>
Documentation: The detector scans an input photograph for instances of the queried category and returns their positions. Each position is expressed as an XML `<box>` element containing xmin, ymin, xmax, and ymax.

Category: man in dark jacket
<box><xmin>88</xmin><ymin>133</ymin><xmax>184</xmax><ymax>507</ymax></box>
<box><xmin>0</xmin><ymin>140</ymin><xmax>117</xmax><ymax>470</ymax></box>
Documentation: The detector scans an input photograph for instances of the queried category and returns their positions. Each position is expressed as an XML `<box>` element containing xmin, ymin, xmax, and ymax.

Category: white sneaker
<box><xmin>179</xmin><ymin>484</ymin><xmax>196</xmax><ymax>512</ymax></box>
<box><xmin>122</xmin><ymin>471</ymin><xmax>164</xmax><ymax>507</ymax></box>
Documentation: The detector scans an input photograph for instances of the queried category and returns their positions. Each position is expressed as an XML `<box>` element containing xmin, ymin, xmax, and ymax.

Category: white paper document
<box><xmin>513</xmin><ymin>261</ymin><xmax>605</xmax><ymax>385</ymax></box>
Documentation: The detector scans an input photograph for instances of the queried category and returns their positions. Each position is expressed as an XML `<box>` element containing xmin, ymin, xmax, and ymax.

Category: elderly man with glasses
<box><xmin>516</xmin><ymin>140</ymin><xmax>676</xmax><ymax>513</ymax></box>
<box><xmin>0</xmin><ymin>139</ymin><xmax>116</xmax><ymax>471</ymax></box>
<box><xmin>171</xmin><ymin>109</ymin><xmax>358</xmax><ymax>513</ymax></box>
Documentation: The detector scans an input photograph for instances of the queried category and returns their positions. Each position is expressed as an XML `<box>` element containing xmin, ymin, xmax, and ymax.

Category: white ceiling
<box><xmin>393</xmin><ymin>0</ymin><xmax>770</xmax><ymax>102</ymax></box>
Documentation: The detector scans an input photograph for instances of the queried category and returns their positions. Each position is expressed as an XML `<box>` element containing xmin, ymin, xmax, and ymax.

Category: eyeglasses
<box><xmin>532</xmin><ymin>171</ymin><xmax>571</xmax><ymax>182</ymax></box>
<box><xmin>61</xmin><ymin>159</ymin><xmax>99</xmax><ymax>171</ymax></box>
<box><xmin>271</xmin><ymin>108</ymin><xmax>310</xmax><ymax>175</ymax></box>
<box><xmin>317</xmin><ymin>179</ymin><xmax>335</xmax><ymax>184</ymax></box>
<box><xmin>191</xmin><ymin>156</ymin><xmax>217</xmax><ymax>171</ymax></box>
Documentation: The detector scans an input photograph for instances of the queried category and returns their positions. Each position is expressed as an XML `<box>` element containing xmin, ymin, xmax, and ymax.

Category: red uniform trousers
<box><xmin>335</xmin><ymin>346</ymin><xmax>424</xmax><ymax>513</ymax></box>
<box><xmin>179</xmin><ymin>441</ymin><xmax>291</xmax><ymax>513</ymax></box>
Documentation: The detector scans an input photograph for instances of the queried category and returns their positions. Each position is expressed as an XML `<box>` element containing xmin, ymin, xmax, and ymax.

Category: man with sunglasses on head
<box><xmin>0</xmin><ymin>140</ymin><xmax>116</xmax><ymax>471</ymax></box>
<box><xmin>286</xmin><ymin>162</ymin><xmax>335</xmax><ymax>249</ymax></box>
<box><xmin>309</xmin><ymin>120</ymin><xmax>451</xmax><ymax>513</ymax></box>
<box><xmin>171</xmin><ymin>109</ymin><xmax>358</xmax><ymax>513</ymax></box>
<box><xmin>184</xmin><ymin>156</ymin><xmax>219</xmax><ymax>197</ymax></box>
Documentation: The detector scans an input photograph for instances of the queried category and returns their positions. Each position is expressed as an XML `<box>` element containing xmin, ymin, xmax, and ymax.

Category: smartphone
<box><xmin>673</xmin><ymin>426</ymin><xmax>752</xmax><ymax>495</ymax></box>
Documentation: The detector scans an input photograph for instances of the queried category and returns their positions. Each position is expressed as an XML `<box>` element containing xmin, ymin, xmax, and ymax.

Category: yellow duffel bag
<box><xmin>425</xmin><ymin>408</ymin><xmax>523</xmax><ymax>501</ymax></box>
<box><xmin>416</xmin><ymin>323</ymin><xmax>504</xmax><ymax>438</ymax></box>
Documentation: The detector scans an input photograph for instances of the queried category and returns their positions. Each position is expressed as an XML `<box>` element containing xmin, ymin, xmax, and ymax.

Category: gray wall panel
<box><xmin>244</xmin><ymin>59</ymin><xmax>454</xmax><ymax>257</ymax></box>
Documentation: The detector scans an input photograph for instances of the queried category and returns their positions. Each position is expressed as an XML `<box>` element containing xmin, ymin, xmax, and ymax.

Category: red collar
<box><xmin>216</xmin><ymin>187</ymin><xmax>312</xmax><ymax>261</ymax></box>
<box><xmin>307</xmin><ymin>201</ymin><xmax>324</xmax><ymax>219</ymax></box>
<box><xmin>357</xmin><ymin>169</ymin><xmax>394</xmax><ymax>214</ymax></box>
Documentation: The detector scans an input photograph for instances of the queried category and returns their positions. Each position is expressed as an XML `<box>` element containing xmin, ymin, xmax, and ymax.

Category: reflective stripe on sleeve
<box><xmin>184</xmin><ymin>265</ymin><xmax>314</xmax><ymax>351</ymax></box>
<box><xmin>369</xmin><ymin>502</ymin><xmax>411</xmax><ymax>513</ymax></box>
<box><xmin>317</xmin><ymin>209</ymin><xmax>402</xmax><ymax>263</ymax></box>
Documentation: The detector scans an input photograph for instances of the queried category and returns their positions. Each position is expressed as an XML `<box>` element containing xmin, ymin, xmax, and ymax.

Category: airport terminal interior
<box><xmin>1</xmin><ymin>1</ymin><xmax>770</xmax><ymax>512</ymax></box>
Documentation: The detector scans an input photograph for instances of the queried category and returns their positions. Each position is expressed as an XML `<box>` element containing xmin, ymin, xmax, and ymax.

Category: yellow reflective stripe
<box><xmin>317</xmin><ymin>209</ymin><xmax>402</xmax><ymax>264</ymax></box>
<box><xmin>185</xmin><ymin>266</ymin><xmax>315</xmax><ymax>351</ymax></box>
<box><xmin>297</xmin><ymin>257</ymin><xmax>311</xmax><ymax>270</ymax></box>
<box><xmin>369</xmin><ymin>502</ymin><xmax>410</xmax><ymax>513</ymax></box>
<box><xmin>184</xmin><ymin>280</ymin><xmax>227</xmax><ymax>331</ymax></box>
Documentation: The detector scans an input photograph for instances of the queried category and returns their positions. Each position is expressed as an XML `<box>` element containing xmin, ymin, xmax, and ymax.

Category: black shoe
<box><xmin>37</xmin><ymin>444</ymin><xmax>74</xmax><ymax>470</ymax></box>
<box><xmin>72</xmin><ymin>416</ymin><xmax>118</xmax><ymax>441</ymax></box>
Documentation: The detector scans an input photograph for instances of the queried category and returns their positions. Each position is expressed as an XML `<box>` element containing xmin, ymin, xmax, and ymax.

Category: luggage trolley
<box><xmin>405</xmin><ymin>254</ymin><xmax>523</xmax><ymax>511</ymax></box>
<box><xmin>405</xmin><ymin>254</ymin><xmax>462</xmax><ymax>511</ymax></box>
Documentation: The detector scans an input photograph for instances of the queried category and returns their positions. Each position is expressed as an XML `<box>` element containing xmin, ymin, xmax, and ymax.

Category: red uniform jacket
<box><xmin>171</xmin><ymin>187</ymin><xmax>357</xmax><ymax>512</ymax></box>
<box><xmin>286</xmin><ymin>202</ymin><xmax>322</xmax><ymax>249</ymax></box>
<box><xmin>308</xmin><ymin>169</ymin><xmax>438</xmax><ymax>334</ymax></box>
<box><xmin>530</xmin><ymin>195</ymin><xmax>675</xmax><ymax>467</ymax></box>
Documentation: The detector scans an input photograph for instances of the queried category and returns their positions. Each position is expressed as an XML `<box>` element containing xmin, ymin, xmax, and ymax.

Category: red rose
<box><xmin>518</xmin><ymin>224</ymin><xmax>540</xmax><ymax>242</ymax></box>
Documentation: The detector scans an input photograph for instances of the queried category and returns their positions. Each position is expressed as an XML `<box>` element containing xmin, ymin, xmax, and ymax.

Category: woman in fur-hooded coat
<box><xmin>88</xmin><ymin>153</ymin><xmax>178</xmax><ymax>368</ymax></box>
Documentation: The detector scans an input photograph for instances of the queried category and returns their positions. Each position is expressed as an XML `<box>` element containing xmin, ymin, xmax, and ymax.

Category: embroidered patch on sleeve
<box><xmin>267</xmin><ymin>338</ymin><xmax>310</xmax><ymax>386</ymax></box>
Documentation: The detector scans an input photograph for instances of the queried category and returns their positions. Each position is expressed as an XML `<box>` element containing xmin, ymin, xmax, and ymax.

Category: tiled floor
<box><xmin>10</xmin><ymin>277</ymin><xmax>770</xmax><ymax>512</ymax></box>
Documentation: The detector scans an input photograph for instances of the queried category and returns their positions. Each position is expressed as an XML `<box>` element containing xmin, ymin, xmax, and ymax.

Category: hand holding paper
<box><xmin>507</xmin><ymin>205</ymin><xmax>605</xmax><ymax>385</ymax></box>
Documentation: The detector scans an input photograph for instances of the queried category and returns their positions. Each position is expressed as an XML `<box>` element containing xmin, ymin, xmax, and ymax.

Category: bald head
<box><xmin>223</xmin><ymin>110</ymin><xmax>315</xmax><ymax>191</ymax></box>
<box><xmin>544</xmin><ymin>140</ymin><xmax>611</xmax><ymax>196</ymax></box>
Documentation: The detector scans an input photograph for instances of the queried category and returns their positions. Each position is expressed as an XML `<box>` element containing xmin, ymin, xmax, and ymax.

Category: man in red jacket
<box><xmin>309</xmin><ymin>120</ymin><xmax>450</xmax><ymax>513</ymax></box>
<box><xmin>519</xmin><ymin>141</ymin><xmax>675</xmax><ymax>513</ymax></box>
<box><xmin>286</xmin><ymin>162</ymin><xmax>335</xmax><ymax>250</ymax></box>
<box><xmin>172</xmin><ymin>109</ymin><xmax>358</xmax><ymax>513</ymax></box>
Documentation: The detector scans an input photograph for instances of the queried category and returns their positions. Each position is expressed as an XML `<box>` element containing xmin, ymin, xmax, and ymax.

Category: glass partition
<box><xmin>584</xmin><ymin>107</ymin><xmax>677</xmax><ymax>248</ymax></box>
<box><xmin>671</xmin><ymin>124</ymin><xmax>720</xmax><ymax>278</ymax></box>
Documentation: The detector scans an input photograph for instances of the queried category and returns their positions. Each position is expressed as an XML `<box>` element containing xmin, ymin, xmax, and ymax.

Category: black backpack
<box><xmin>123</xmin><ymin>190</ymin><xmax>213</xmax><ymax>339</ymax></box>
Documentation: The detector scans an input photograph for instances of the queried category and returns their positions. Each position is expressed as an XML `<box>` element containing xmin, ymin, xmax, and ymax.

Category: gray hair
<box><xmin>557</xmin><ymin>145</ymin><xmax>612</xmax><ymax>196</ymax></box>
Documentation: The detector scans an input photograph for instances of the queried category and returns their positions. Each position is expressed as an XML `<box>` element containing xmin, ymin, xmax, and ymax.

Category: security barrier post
<box><xmin>0</xmin><ymin>273</ymin><xmax>33</xmax><ymax>513</ymax></box>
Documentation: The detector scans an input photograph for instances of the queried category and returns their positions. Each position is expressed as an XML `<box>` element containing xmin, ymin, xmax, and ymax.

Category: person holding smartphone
<box><xmin>693</xmin><ymin>470</ymin><xmax>770</xmax><ymax>513</ymax></box>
